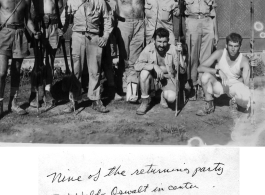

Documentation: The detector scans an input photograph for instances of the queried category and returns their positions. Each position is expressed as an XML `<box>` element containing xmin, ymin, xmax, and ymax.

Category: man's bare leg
<box><xmin>44</xmin><ymin>47</ymin><xmax>57</xmax><ymax>105</ymax></box>
<box><xmin>9</xmin><ymin>58</ymin><xmax>27</xmax><ymax>115</ymax></box>
<box><xmin>0</xmin><ymin>55</ymin><xmax>9</xmax><ymax>116</ymax></box>
<box><xmin>136</xmin><ymin>70</ymin><xmax>152</xmax><ymax>115</ymax></box>
<box><xmin>196</xmin><ymin>73</ymin><xmax>217</xmax><ymax>116</ymax></box>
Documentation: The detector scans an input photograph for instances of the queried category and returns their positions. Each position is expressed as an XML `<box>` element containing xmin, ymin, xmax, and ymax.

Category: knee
<box><xmin>140</xmin><ymin>70</ymin><xmax>151</xmax><ymax>82</ymax></box>
<box><xmin>164</xmin><ymin>90</ymin><xmax>176</xmax><ymax>103</ymax></box>
<box><xmin>237</xmin><ymin>91</ymin><xmax>251</xmax><ymax>108</ymax></box>
<box><xmin>201</xmin><ymin>72</ymin><xmax>212</xmax><ymax>85</ymax></box>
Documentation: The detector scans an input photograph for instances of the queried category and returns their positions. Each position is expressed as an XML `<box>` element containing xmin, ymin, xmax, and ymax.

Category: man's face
<box><xmin>155</xmin><ymin>36</ymin><xmax>169</xmax><ymax>53</ymax></box>
<box><xmin>226</xmin><ymin>41</ymin><xmax>241</xmax><ymax>57</ymax></box>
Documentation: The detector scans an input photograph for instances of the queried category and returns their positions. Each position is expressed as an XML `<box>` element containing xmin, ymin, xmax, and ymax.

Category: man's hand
<box><xmin>219</xmin><ymin>69</ymin><xmax>228</xmax><ymax>86</ymax></box>
<box><xmin>34</xmin><ymin>31</ymin><xmax>42</xmax><ymax>39</ymax></box>
<box><xmin>98</xmin><ymin>36</ymin><xmax>108</xmax><ymax>47</ymax></box>
<box><xmin>58</xmin><ymin>28</ymin><xmax>64</xmax><ymax>37</ymax></box>
<box><xmin>214</xmin><ymin>34</ymin><xmax>219</xmax><ymax>47</ymax></box>
<box><xmin>154</xmin><ymin>64</ymin><xmax>164</xmax><ymax>80</ymax></box>
<box><xmin>249</xmin><ymin>56</ymin><xmax>258</xmax><ymax>67</ymax></box>
<box><xmin>176</xmin><ymin>42</ymin><xmax>182</xmax><ymax>52</ymax></box>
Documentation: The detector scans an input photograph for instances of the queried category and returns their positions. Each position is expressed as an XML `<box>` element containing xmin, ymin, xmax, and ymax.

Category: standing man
<box><xmin>0</xmin><ymin>0</ymin><xmax>40</xmax><ymax>117</ymax></box>
<box><xmin>61</xmin><ymin>0</ymin><xmax>112</xmax><ymax>113</ymax></box>
<box><xmin>196</xmin><ymin>33</ymin><xmax>253</xmax><ymax>116</ymax></box>
<box><xmin>135</xmin><ymin>28</ymin><xmax>186</xmax><ymax>115</ymax></box>
<box><xmin>184</xmin><ymin>0</ymin><xmax>218</xmax><ymax>100</ymax></box>
<box><xmin>102</xmin><ymin>0</ymin><xmax>122</xmax><ymax>100</ymax></box>
<box><xmin>115</xmin><ymin>0</ymin><xmax>144</xmax><ymax>102</ymax></box>
<box><xmin>145</xmin><ymin>0</ymin><xmax>179</xmax><ymax>45</ymax></box>
<box><xmin>29</xmin><ymin>0</ymin><xmax>64</xmax><ymax>108</ymax></box>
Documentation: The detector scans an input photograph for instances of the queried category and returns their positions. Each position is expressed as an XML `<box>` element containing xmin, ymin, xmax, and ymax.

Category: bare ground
<box><xmin>0</xmin><ymin>76</ymin><xmax>265</xmax><ymax>146</ymax></box>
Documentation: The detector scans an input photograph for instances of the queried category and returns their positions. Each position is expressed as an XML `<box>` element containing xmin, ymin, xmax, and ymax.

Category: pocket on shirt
<box><xmin>145</xmin><ymin>3</ymin><xmax>153</xmax><ymax>19</ymax></box>
<box><xmin>204</xmin><ymin>0</ymin><xmax>213</xmax><ymax>5</ymax></box>
<box><xmin>185</xmin><ymin>0</ymin><xmax>195</xmax><ymax>5</ymax></box>
<box><xmin>161</xmin><ymin>6</ymin><xmax>172</xmax><ymax>22</ymax></box>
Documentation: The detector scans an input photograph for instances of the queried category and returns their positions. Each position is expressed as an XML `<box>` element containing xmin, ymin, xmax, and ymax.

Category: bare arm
<box><xmin>25</xmin><ymin>0</ymin><xmax>38</xmax><ymax>34</ymax></box>
<box><xmin>197</xmin><ymin>50</ymin><xmax>222</xmax><ymax>74</ymax></box>
<box><xmin>241</xmin><ymin>57</ymin><xmax>250</xmax><ymax>87</ymax></box>
<box><xmin>135</xmin><ymin>47</ymin><xmax>157</xmax><ymax>72</ymax></box>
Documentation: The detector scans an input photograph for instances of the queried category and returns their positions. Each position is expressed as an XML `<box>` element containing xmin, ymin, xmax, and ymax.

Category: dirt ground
<box><xmin>0</xmin><ymin>75</ymin><xmax>265</xmax><ymax>146</ymax></box>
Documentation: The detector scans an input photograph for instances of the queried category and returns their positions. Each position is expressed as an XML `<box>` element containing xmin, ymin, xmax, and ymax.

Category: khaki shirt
<box><xmin>145</xmin><ymin>0</ymin><xmax>178</xmax><ymax>33</ymax></box>
<box><xmin>135</xmin><ymin>42</ymin><xmax>183</xmax><ymax>78</ymax></box>
<box><xmin>185</xmin><ymin>0</ymin><xmax>217</xmax><ymax>16</ymax></box>
<box><xmin>61</xmin><ymin>0</ymin><xmax>113</xmax><ymax>38</ymax></box>
<box><xmin>105</xmin><ymin>0</ymin><xmax>117</xmax><ymax>27</ymax></box>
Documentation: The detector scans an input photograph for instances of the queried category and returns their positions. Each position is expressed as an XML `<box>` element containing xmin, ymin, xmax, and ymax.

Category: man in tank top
<box><xmin>196</xmin><ymin>33</ymin><xmax>256</xmax><ymax>116</ymax></box>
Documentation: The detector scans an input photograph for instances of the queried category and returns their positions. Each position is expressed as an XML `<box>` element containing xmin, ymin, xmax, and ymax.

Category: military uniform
<box><xmin>61</xmin><ymin>0</ymin><xmax>112</xmax><ymax>112</ymax></box>
<box><xmin>184</xmin><ymin>0</ymin><xmax>217</xmax><ymax>87</ymax></box>
<box><xmin>145</xmin><ymin>0</ymin><xmax>178</xmax><ymax>45</ymax></box>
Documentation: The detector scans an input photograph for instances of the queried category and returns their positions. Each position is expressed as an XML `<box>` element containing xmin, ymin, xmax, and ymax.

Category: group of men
<box><xmin>0</xmin><ymin>0</ymin><xmax>254</xmax><ymax>118</ymax></box>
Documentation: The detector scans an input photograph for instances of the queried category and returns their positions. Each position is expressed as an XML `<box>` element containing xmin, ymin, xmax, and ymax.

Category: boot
<box><xmin>62</xmin><ymin>101</ymin><xmax>78</xmax><ymax>113</ymax></box>
<box><xmin>92</xmin><ymin>100</ymin><xmax>109</xmax><ymax>113</ymax></box>
<box><xmin>196</xmin><ymin>100</ymin><xmax>214</xmax><ymax>116</ymax></box>
<box><xmin>160</xmin><ymin>91</ymin><xmax>168</xmax><ymax>108</ymax></box>
<box><xmin>9</xmin><ymin>97</ymin><xmax>27</xmax><ymax>115</ymax></box>
<box><xmin>136</xmin><ymin>96</ymin><xmax>151</xmax><ymax>115</ymax></box>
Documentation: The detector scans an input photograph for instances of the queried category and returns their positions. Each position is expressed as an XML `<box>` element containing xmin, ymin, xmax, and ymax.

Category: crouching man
<box><xmin>135</xmin><ymin>28</ymin><xmax>186</xmax><ymax>115</ymax></box>
<box><xmin>196</xmin><ymin>33</ymin><xmax>255</xmax><ymax>116</ymax></box>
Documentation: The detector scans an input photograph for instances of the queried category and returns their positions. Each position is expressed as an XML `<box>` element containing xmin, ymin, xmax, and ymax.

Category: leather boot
<box><xmin>9</xmin><ymin>97</ymin><xmax>27</xmax><ymax>115</ymax></box>
<box><xmin>196</xmin><ymin>100</ymin><xmax>214</xmax><ymax>116</ymax></box>
<box><xmin>136</xmin><ymin>96</ymin><xmax>151</xmax><ymax>115</ymax></box>
<box><xmin>63</xmin><ymin>101</ymin><xmax>78</xmax><ymax>113</ymax></box>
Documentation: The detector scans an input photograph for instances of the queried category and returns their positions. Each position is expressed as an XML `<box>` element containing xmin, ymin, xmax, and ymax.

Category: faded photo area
<box><xmin>38</xmin><ymin>147</ymin><xmax>239</xmax><ymax>195</ymax></box>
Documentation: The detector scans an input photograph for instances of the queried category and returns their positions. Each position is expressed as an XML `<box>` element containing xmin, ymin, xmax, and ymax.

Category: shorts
<box><xmin>42</xmin><ymin>23</ymin><xmax>60</xmax><ymax>49</ymax></box>
<box><xmin>214</xmin><ymin>79</ymin><xmax>250</xmax><ymax>108</ymax></box>
<box><xmin>0</xmin><ymin>27</ymin><xmax>29</xmax><ymax>58</ymax></box>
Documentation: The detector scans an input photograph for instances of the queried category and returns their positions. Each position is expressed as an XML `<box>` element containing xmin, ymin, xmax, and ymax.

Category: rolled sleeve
<box><xmin>102</xmin><ymin>1</ymin><xmax>113</xmax><ymax>38</ymax></box>
<box><xmin>135</xmin><ymin>48</ymin><xmax>154</xmax><ymax>72</ymax></box>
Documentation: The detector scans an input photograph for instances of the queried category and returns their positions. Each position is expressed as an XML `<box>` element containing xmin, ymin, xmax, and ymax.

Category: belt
<box><xmin>117</xmin><ymin>16</ymin><xmax>143</xmax><ymax>22</ymax></box>
<box><xmin>187</xmin><ymin>15</ymin><xmax>209</xmax><ymax>19</ymax></box>
<box><xmin>1</xmin><ymin>23</ymin><xmax>24</xmax><ymax>29</ymax></box>
<box><xmin>75</xmin><ymin>31</ymin><xmax>99</xmax><ymax>36</ymax></box>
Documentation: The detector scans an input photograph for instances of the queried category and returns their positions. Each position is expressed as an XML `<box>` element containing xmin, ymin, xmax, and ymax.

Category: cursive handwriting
<box><xmin>168</xmin><ymin>182</ymin><xmax>199</xmax><ymax>190</ymax></box>
<box><xmin>88</xmin><ymin>168</ymin><xmax>101</xmax><ymax>181</ymax></box>
<box><xmin>192</xmin><ymin>163</ymin><xmax>224</xmax><ymax>177</ymax></box>
<box><xmin>111</xmin><ymin>184</ymin><xmax>149</xmax><ymax>195</ymax></box>
<box><xmin>104</xmin><ymin>165</ymin><xmax>126</xmax><ymax>177</ymax></box>
<box><xmin>47</xmin><ymin>171</ymin><xmax>82</xmax><ymax>183</ymax></box>
<box><xmin>131</xmin><ymin>164</ymin><xmax>190</xmax><ymax>176</ymax></box>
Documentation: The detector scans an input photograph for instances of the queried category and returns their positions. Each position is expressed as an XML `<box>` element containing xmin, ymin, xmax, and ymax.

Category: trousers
<box><xmin>71</xmin><ymin>32</ymin><xmax>103</xmax><ymax>100</ymax></box>
<box><xmin>185</xmin><ymin>17</ymin><xmax>214</xmax><ymax>86</ymax></box>
<box><xmin>116</xmin><ymin>19</ymin><xmax>144</xmax><ymax>92</ymax></box>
